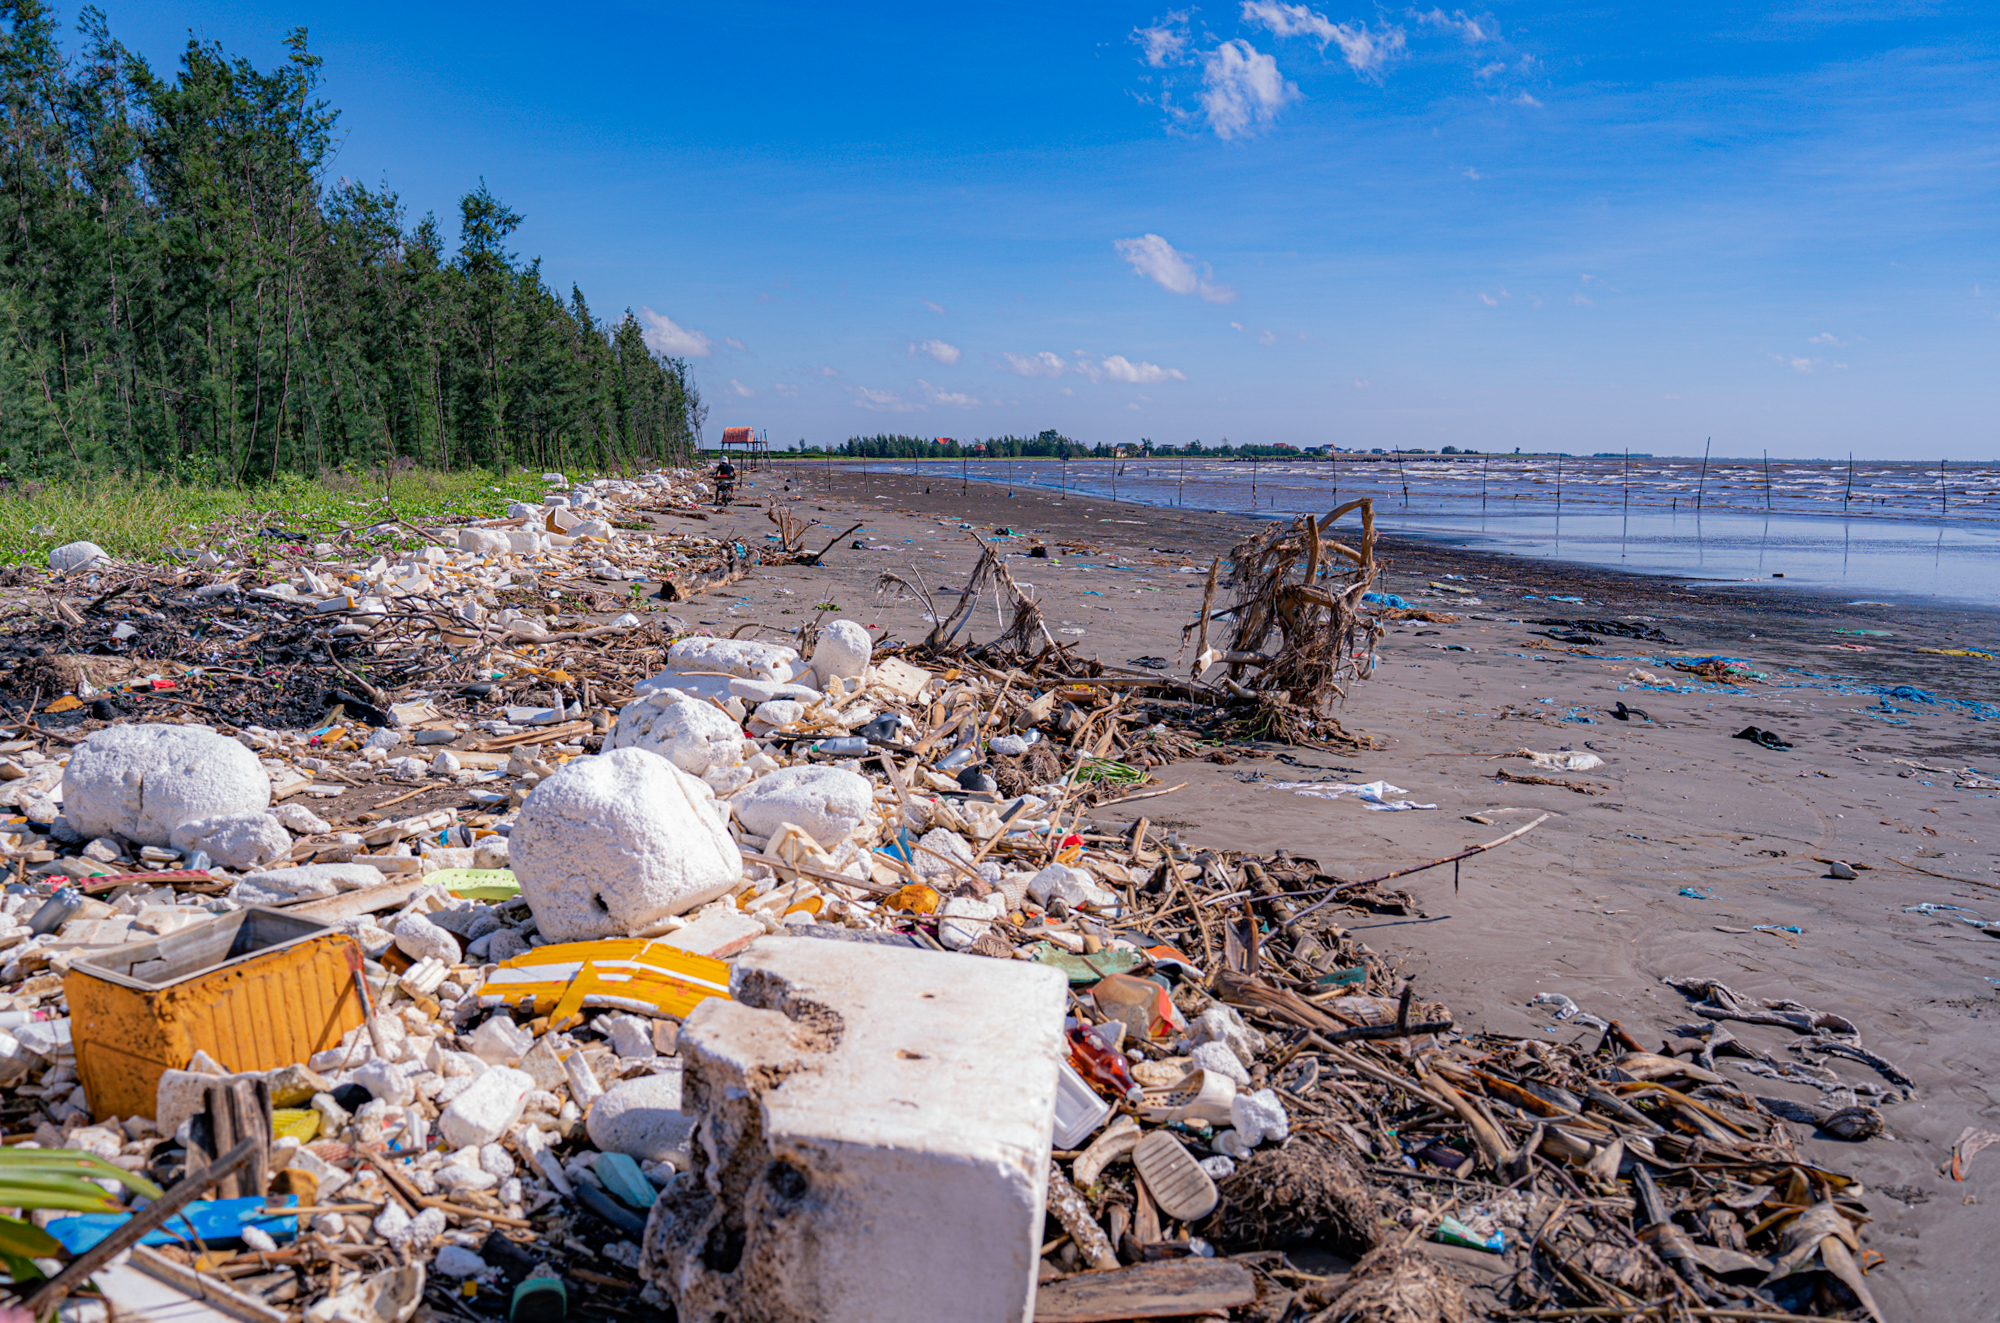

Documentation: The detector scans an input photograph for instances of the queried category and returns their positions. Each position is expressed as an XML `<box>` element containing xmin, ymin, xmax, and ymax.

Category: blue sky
<box><xmin>92</xmin><ymin>1</ymin><xmax>2000</xmax><ymax>458</ymax></box>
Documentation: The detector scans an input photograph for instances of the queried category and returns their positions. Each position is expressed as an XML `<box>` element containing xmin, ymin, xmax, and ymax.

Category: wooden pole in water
<box><xmin>1555</xmin><ymin>453</ymin><xmax>1563</xmax><ymax>513</ymax></box>
<box><xmin>1623</xmin><ymin>450</ymin><xmax>1630</xmax><ymax>513</ymax></box>
<box><xmin>1941</xmin><ymin>458</ymin><xmax>1948</xmax><ymax>515</ymax></box>
<box><xmin>1696</xmin><ymin>437</ymin><xmax>1710</xmax><ymax>511</ymax></box>
<box><xmin>1481</xmin><ymin>453</ymin><xmax>1488</xmax><ymax>510</ymax></box>
<box><xmin>1179</xmin><ymin>454</ymin><xmax>1185</xmax><ymax>507</ymax></box>
<box><xmin>1844</xmin><ymin>452</ymin><xmax>1853</xmax><ymax>512</ymax></box>
<box><xmin>1250</xmin><ymin>454</ymin><xmax>1258</xmax><ymax>507</ymax></box>
<box><xmin>1762</xmin><ymin>450</ymin><xmax>1773</xmax><ymax>509</ymax></box>
<box><xmin>1397</xmin><ymin>451</ymin><xmax>1410</xmax><ymax>507</ymax></box>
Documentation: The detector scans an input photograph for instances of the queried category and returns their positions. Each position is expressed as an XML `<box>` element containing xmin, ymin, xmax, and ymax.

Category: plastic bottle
<box><xmin>813</xmin><ymin>736</ymin><xmax>869</xmax><ymax>757</ymax></box>
<box><xmin>27</xmin><ymin>886</ymin><xmax>84</xmax><ymax>937</ymax></box>
<box><xmin>1065</xmin><ymin>1019</ymin><xmax>1144</xmax><ymax>1104</ymax></box>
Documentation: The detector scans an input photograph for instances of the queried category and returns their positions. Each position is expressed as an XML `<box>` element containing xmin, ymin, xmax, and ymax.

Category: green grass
<box><xmin>0</xmin><ymin>467</ymin><xmax>583</xmax><ymax>566</ymax></box>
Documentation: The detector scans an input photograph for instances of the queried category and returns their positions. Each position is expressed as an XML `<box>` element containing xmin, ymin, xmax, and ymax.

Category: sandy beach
<box><xmin>685</xmin><ymin>462</ymin><xmax>2000</xmax><ymax>1319</ymax></box>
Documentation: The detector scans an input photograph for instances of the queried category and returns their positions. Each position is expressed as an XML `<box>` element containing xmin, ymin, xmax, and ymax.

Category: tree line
<box><xmin>0</xmin><ymin>4</ymin><xmax>704</xmax><ymax>483</ymax></box>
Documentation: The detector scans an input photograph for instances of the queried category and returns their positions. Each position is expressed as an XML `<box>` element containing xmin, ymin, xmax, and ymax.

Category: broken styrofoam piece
<box><xmin>437</xmin><ymin>1066</ymin><xmax>534</xmax><ymax>1148</ymax></box>
<box><xmin>606</xmin><ymin>690</ymin><xmax>748</xmax><ymax>776</ymax></box>
<box><xmin>588</xmin><ymin>1071</ymin><xmax>694</xmax><ymax>1163</ymax></box>
<box><xmin>1026</xmin><ymin>863</ymin><xmax>1121</xmax><ymax>912</ymax></box>
<box><xmin>809</xmin><ymin>619</ymin><xmax>872</xmax><ymax>685</ymax></box>
<box><xmin>64</xmin><ymin>724</ymin><xmax>271</xmax><ymax>847</ymax></box>
<box><xmin>1187</xmin><ymin>1039</ymin><xmax>1252</xmax><ymax>1087</ymax></box>
<box><xmin>466</xmin><ymin>1016</ymin><xmax>532</xmax><ymax>1066</ymax></box>
<box><xmin>49</xmin><ymin>540</ymin><xmax>109</xmax><ymax>573</ymax></box>
<box><xmin>664</xmin><ymin>636</ymin><xmax>803</xmax><ymax>683</ymax></box>
<box><xmin>168</xmin><ymin>812</ymin><xmax>290</xmax><ymax>871</ymax></box>
<box><xmin>512</xmin><ymin>748</ymin><xmax>742</xmax><ymax>942</ymax></box>
<box><xmin>937</xmin><ymin>895</ymin><xmax>1005</xmax><ymax>951</ymax></box>
<box><xmin>641</xmin><ymin>936</ymin><xmax>1067</xmax><ymax>1323</ymax></box>
<box><xmin>228</xmin><ymin>862</ymin><xmax>388</xmax><ymax>905</ymax></box>
<box><xmin>599</xmin><ymin>1013</ymin><xmax>656</xmax><ymax>1059</ymax></box>
<box><xmin>726</xmin><ymin>678</ymin><xmax>822</xmax><ymax>706</ymax></box>
<box><xmin>911</xmin><ymin>828</ymin><xmax>975</xmax><ymax>883</ymax></box>
<box><xmin>660</xmin><ymin>908</ymin><xmax>767</xmax><ymax>960</ymax></box>
<box><xmin>1186</xmin><ymin>1004</ymin><xmax>1268</xmax><ymax>1064</ymax></box>
<box><xmin>394</xmin><ymin>913</ymin><xmax>460</xmax><ymax>964</ymax></box>
<box><xmin>1520</xmin><ymin>748</ymin><xmax>1605</xmax><ymax>771</ymax></box>
<box><xmin>457</xmin><ymin>528</ymin><xmax>511</xmax><ymax>556</ymax></box>
<box><xmin>1229</xmin><ymin>1088</ymin><xmax>1291</xmax><ymax>1148</ymax></box>
<box><xmin>727</xmin><ymin>765</ymin><xmax>875</xmax><ymax>851</ymax></box>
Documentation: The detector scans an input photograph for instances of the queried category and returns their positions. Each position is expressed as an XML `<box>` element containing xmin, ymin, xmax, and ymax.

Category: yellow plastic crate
<box><xmin>65</xmin><ymin>907</ymin><xmax>365</xmax><ymax>1122</ymax></box>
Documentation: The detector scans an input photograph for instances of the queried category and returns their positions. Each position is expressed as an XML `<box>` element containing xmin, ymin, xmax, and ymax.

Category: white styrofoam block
<box><xmin>512</xmin><ymin>748</ymin><xmax>740</xmax><ymax>941</ymax></box>
<box><xmin>394</xmin><ymin>913</ymin><xmax>460</xmax><ymax>964</ymax></box>
<box><xmin>809</xmin><ymin>619</ymin><xmax>872</xmax><ymax>684</ymax></box>
<box><xmin>641</xmin><ymin>936</ymin><xmax>1068</xmax><ymax>1323</ymax></box>
<box><xmin>64</xmin><ymin>724</ymin><xmax>271</xmax><ymax>847</ymax></box>
<box><xmin>606</xmin><ymin>690</ymin><xmax>746</xmax><ymax>776</ymax></box>
<box><xmin>168</xmin><ymin>812</ymin><xmax>290</xmax><ymax>870</ymax></box>
<box><xmin>1025</xmin><ymin>864</ymin><xmax>1120</xmax><ymax>911</ymax></box>
<box><xmin>727</xmin><ymin>765</ymin><xmax>874</xmax><ymax>850</ymax></box>
<box><xmin>229</xmin><ymin>863</ymin><xmax>385</xmax><ymax>905</ymax></box>
<box><xmin>49</xmin><ymin>540</ymin><xmax>109</xmax><ymax>573</ymax></box>
<box><xmin>1188</xmin><ymin>1039</ymin><xmax>1251</xmax><ymax>1087</ymax></box>
<box><xmin>457</xmin><ymin>528</ymin><xmax>510</xmax><ymax>556</ymax></box>
<box><xmin>437</xmin><ymin>1066</ymin><xmax>534</xmax><ymax>1148</ymax></box>
<box><xmin>665</xmin><ymin>637</ymin><xmax>801</xmax><ymax>683</ymax></box>
<box><xmin>588</xmin><ymin>1071</ymin><xmax>694</xmax><ymax>1162</ymax></box>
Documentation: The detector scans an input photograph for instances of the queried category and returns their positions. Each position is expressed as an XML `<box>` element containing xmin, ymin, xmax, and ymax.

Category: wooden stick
<box><xmin>1289</xmin><ymin>812</ymin><xmax>1551</xmax><ymax>923</ymax></box>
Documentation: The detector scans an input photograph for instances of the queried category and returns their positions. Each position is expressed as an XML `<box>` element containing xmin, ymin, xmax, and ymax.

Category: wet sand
<box><xmin>692</xmin><ymin>463</ymin><xmax>1998</xmax><ymax>1319</ymax></box>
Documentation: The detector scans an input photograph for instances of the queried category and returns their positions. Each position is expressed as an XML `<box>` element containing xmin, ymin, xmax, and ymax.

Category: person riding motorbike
<box><xmin>713</xmin><ymin>459</ymin><xmax>737</xmax><ymax>508</ymax></box>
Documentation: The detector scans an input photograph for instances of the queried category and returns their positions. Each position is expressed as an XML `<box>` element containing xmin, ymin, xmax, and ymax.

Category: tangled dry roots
<box><xmin>1208</xmin><ymin>1132</ymin><xmax>1378</xmax><ymax>1257</ymax></box>
<box><xmin>1317</xmin><ymin>1246</ymin><xmax>1467</xmax><ymax>1323</ymax></box>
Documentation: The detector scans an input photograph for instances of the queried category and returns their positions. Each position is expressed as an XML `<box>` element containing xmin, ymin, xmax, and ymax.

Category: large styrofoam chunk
<box><xmin>456</xmin><ymin>527</ymin><xmax>510</xmax><ymax>556</ymax></box>
<box><xmin>640</xmin><ymin>937</ymin><xmax>1068</xmax><ymax>1323</ymax></box>
<box><xmin>664</xmin><ymin>637</ymin><xmax>802</xmax><ymax>683</ymax></box>
<box><xmin>438</xmin><ymin>1066</ymin><xmax>534</xmax><ymax>1148</ymax></box>
<box><xmin>168</xmin><ymin>812</ymin><xmax>290</xmax><ymax>871</ymax></box>
<box><xmin>64</xmin><ymin>724</ymin><xmax>271</xmax><ymax>847</ymax></box>
<box><xmin>728</xmin><ymin>765</ymin><xmax>873</xmax><ymax>850</ymax></box>
<box><xmin>587</xmin><ymin>1070</ymin><xmax>695</xmax><ymax>1162</ymax></box>
<box><xmin>607</xmin><ymin>691</ymin><xmax>746</xmax><ymax>776</ymax></box>
<box><xmin>810</xmin><ymin>619</ymin><xmax>872</xmax><ymax>684</ymax></box>
<box><xmin>49</xmin><ymin>540</ymin><xmax>108</xmax><ymax>573</ymax></box>
<box><xmin>512</xmin><ymin>748</ymin><xmax>741</xmax><ymax>941</ymax></box>
<box><xmin>230</xmin><ymin>863</ymin><xmax>387</xmax><ymax>905</ymax></box>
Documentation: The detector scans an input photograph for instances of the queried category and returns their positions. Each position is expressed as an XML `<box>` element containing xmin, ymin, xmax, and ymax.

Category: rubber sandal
<box><xmin>1140</xmin><ymin>1067</ymin><xmax>1237</xmax><ymax>1127</ymax></box>
<box><xmin>1131</xmin><ymin>1130</ymin><xmax>1219</xmax><ymax>1222</ymax></box>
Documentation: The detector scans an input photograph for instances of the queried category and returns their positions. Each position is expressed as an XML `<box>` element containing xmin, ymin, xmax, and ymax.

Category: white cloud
<box><xmin>1770</xmin><ymin>353</ymin><xmax>1847</xmax><ymax>374</ymax></box>
<box><xmin>1514</xmin><ymin>91</ymin><xmax>1542</xmax><ymax>106</ymax></box>
<box><xmin>1230</xmin><ymin>320</ymin><xmax>1246</xmax><ymax>331</ymax></box>
<box><xmin>724</xmin><ymin>336</ymin><xmax>746</xmax><ymax>351</ymax></box>
<box><xmin>1200</xmin><ymin>39</ymin><xmax>1295</xmax><ymax>137</ymax></box>
<box><xmin>1257</xmin><ymin>328</ymin><xmax>1277</xmax><ymax>345</ymax></box>
<box><xmin>1113</xmin><ymin>233</ymin><xmax>1236</xmax><ymax>302</ymax></box>
<box><xmin>773</xmin><ymin>383</ymin><xmax>800</xmax><ymax>397</ymax></box>
<box><xmin>638</xmin><ymin>307</ymin><xmax>712</xmax><ymax>357</ymax></box>
<box><xmin>910</xmin><ymin>339</ymin><xmax>961</xmax><ymax>364</ymax></box>
<box><xmin>1240</xmin><ymin>2</ymin><xmax>1404</xmax><ymax>77</ymax></box>
<box><xmin>1414</xmin><ymin>7</ymin><xmax>1493</xmax><ymax>42</ymax></box>
<box><xmin>1353</xmin><ymin>378</ymin><xmax>1370</xmax><ymax>388</ymax></box>
<box><xmin>815</xmin><ymin>365</ymin><xmax>841</xmax><ymax>377</ymax></box>
<box><xmin>1463</xmin><ymin>167</ymin><xmax>1482</xmax><ymax>179</ymax></box>
<box><xmin>727</xmin><ymin>379</ymin><xmax>754</xmax><ymax>398</ymax></box>
<box><xmin>919</xmin><ymin>379</ymin><xmax>978</xmax><ymax>407</ymax></box>
<box><xmin>850</xmin><ymin>386</ymin><xmax>916</xmax><ymax>412</ymax></box>
<box><xmin>1004</xmin><ymin>351</ymin><xmax>1067</xmax><ymax>377</ymax></box>
<box><xmin>1571</xmin><ymin>293</ymin><xmax>1593</xmax><ymax>306</ymax></box>
<box><xmin>1060</xmin><ymin>386</ymin><xmax>1076</xmax><ymax>396</ymax></box>
<box><xmin>924</xmin><ymin>300</ymin><xmax>945</xmax><ymax>314</ymax></box>
<box><xmin>1133</xmin><ymin>11</ymin><xmax>1190</xmax><ymax>66</ymax></box>
<box><xmin>1809</xmin><ymin>331</ymin><xmax>1850</xmax><ymax>346</ymax></box>
<box><xmin>1077</xmin><ymin>355</ymin><xmax>1187</xmax><ymax>385</ymax></box>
